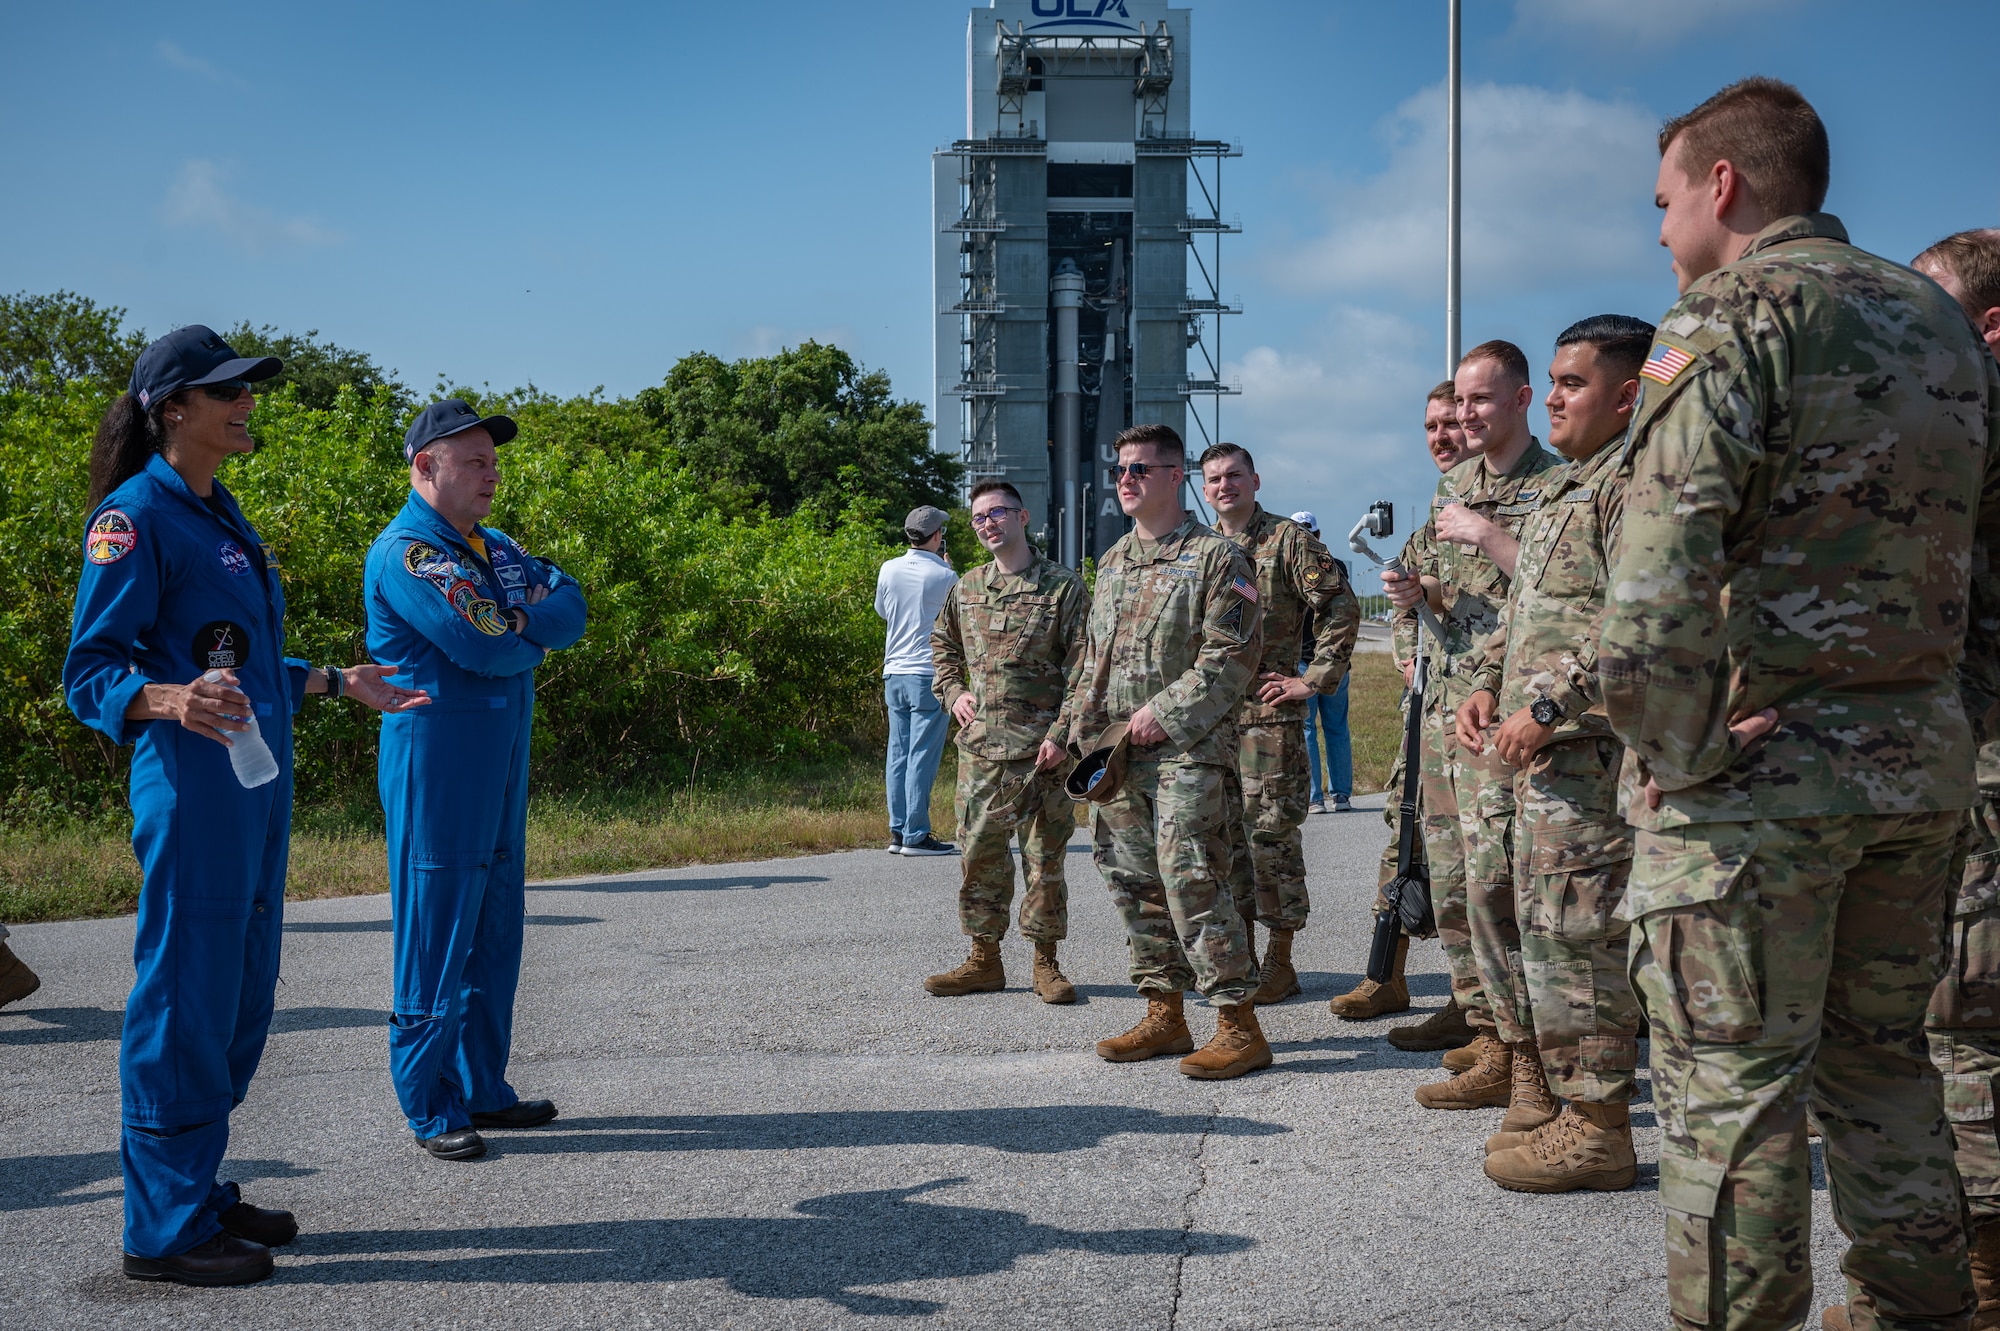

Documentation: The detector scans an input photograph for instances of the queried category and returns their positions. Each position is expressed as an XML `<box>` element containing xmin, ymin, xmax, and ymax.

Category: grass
<box><xmin>1</xmin><ymin>653</ymin><xmax>1406</xmax><ymax>923</ymax></box>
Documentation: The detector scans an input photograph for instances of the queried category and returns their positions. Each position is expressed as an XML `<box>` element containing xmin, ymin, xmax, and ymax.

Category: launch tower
<box><xmin>933</xmin><ymin>0</ymin><xmax>1238</xmax><ymax>565</ymax></box>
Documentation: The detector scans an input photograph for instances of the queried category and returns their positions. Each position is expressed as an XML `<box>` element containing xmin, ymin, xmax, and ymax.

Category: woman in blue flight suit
<box><xmin>64</xmin><ymin>326</ymin><xmax>429</xmax><ymax>1287</ymax></box>
<box><xmin>364</xmin><ymin>400</ymin><xmax>586</xmax><ymax>1162</ymax></box>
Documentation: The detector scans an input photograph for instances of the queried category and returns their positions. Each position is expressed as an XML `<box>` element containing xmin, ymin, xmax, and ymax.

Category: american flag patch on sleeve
<box><xmin>1231</xmin><ymin>574</ymin><xmax>1258</xmax><ymax>604</ymax></box>
<box><xmin>1639</xmin><ymin>343</ymin><xmax>1695</xmax><ymax>385</ymax></box>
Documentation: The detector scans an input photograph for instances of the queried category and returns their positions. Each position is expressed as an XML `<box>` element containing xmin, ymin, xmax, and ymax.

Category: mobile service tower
<box><xmin>933</xmin><ymin>0</ymin><xmax>1239</xmax><ymax>566</ymax></box>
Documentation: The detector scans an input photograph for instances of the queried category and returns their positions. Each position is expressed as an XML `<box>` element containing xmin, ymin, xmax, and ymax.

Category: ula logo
<box><xmin>1030</xmin><ymin>0</ymin><xmax>1135</xmax><ymax>24</ymax></box>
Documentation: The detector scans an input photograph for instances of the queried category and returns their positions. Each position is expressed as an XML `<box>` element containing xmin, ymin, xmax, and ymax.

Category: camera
<box><xmin>1364</xmin><ymin>501</ymin><xmax>1393</xmax><ymax>539</ymax></box>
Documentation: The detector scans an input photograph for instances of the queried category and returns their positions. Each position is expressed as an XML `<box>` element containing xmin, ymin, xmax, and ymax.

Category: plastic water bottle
<box><xmin>204</xmin><ymin>669</ymin><xmax>279</xmax><ymax>788</ymax></box>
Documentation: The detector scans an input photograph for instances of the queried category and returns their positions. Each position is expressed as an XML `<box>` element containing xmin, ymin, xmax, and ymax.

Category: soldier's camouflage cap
<box><xmin>1066</xmin><ymin>721</ymin><xmax>1132</xmax><ymax>804</ymax></box>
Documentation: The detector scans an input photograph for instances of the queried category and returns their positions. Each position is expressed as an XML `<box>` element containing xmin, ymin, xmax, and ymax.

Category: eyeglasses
<box><xmin>969</xmin><ymin>506</ymin><xmax>1024</xmax><ymax>527</ymax></box>
<box><xmin>198</xmin><ymin>379</ymin><xmax>253</xmax><ymax>402</ymax></box>
<box><xmin>1111</xmin><ymin>462</ymin><xmax>1179</xmax><ymax>480</ymax></box>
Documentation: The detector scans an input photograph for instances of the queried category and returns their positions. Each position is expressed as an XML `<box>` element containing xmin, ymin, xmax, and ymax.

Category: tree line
<box><xmin>0</xmin><ymin>292</ymin><xmax>968</xmax><ymax>820</ymax></box>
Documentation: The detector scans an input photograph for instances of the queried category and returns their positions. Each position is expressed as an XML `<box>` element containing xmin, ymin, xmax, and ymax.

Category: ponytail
<box><xmin>88</xmin><ymin>392</ymin><xmax>171</xmax><ymax>508</ymax></box>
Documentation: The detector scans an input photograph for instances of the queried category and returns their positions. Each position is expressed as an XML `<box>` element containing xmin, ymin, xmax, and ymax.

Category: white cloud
<box><xmin>1512</xmin><ymin>0</ymin><xmax>1800</xmax><ymax>44</ymax></box>
<box><xmin>155</xmin><ymin>38</ymin><xmax>233</xmax><ymax>84</ymax></box>
<box><xmin>1272</xmin><ymin>81</ymin><xmax>1660</xmax><ymax>299</ymax></box>
<box><xmin>1222</xmin><ymin>308</ymin><xmax>1451</xmax><ymax>586</ymax></box>
<box><xmin>160</xmin><ymin>160</ymin><xmax>344</xmax><ymax>253</ymax></box>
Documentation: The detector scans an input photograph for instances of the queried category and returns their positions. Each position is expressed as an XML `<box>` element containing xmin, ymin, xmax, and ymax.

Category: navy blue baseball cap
<box><xmin>403</xmin><ymin>398</ymin><xmax>519</xmax><ymax>461</ymax></box>
<box><xmin>129</xmin><ymin>325</ymin><xmax>282</xmax><ymax>411</ymax></box>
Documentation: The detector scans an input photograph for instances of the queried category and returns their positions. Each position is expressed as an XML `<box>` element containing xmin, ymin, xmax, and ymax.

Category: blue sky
<box><xmin>4</xmin><ymin>1</ymin><xmax>1996</xmax><ymax>587</ymax></box>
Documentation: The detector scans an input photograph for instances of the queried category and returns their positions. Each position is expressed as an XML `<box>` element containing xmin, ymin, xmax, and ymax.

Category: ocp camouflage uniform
<box><xmin>1068</xmin><ymin>514</ymin><xmax>1263</xmax><ymax>1003</ymax></box>
<box><xmin>1467</xmin><ymin>435</ymin><xmax>1639</xmax><ymax>1103</ymax></box>
<box><xmin>1222</xmin><ymin>505</ymin><xmax>1362</xmax><ymax>930</ymax></box>
<box><xmin>931</xmin><ymin>553</ymin><xmax>1087</xmax><ymax>944</ymax></box>
<box><xmin>1396</xmin><ymin>440</ymin><xmax>1558</xmax><ymax>1037</ymax></box>
<box><xmin>1930</xmin><ymin>747</ymin><xmax>2000</xmax><ymax>1230</ymax></box>
<box><xmin>1600</xmin><ymin>212</ymin><xmax>2000</xmax><ymax>1331</ymax></box>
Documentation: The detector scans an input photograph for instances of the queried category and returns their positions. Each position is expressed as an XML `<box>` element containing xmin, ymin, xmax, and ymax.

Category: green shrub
<box><xmin>0</xmin><ymin>379</ymin><xmax>906</xmax><ymax>816</ymax></box>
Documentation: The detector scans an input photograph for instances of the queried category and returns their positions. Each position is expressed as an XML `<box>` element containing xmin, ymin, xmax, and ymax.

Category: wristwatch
<box><xmin>1529</xmin><ymin>696</ymin><xmax>1563</xmax><ymax>727</ymax></box>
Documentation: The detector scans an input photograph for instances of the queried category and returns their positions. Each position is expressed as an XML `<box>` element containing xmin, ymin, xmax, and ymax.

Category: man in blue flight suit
<box><xmin>365</xmin><ymin>399</ymin><xmax>587</xmax><ymax>1161</ymax></box>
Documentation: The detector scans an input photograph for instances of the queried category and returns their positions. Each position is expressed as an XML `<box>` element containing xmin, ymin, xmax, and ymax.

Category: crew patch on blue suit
<box><xmin>193</xmin><ymin>620</ymin><xmax>251</xmax><ymax>671</ymax></box>
<box><xmin>496</xmin><ymin>564</ymin><xmax>526</xmax><ymax>589</ymax></box>
<box><xmin>404</xmin><ymin>540</ymin><xmax>510</xmax><ymax>636</ymax></box>
<box><xmin>217</xmin><ymin>541</ymin><xmax>253</xmax><ymax>576</ymax></box>
<box><xmin>87</xmin><ymin>509</ymin><xmax>136</xmax><ymax>564</ymax></box>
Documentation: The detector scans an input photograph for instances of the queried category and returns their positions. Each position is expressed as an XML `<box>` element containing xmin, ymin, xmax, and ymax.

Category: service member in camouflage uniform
<box><xmin>1915</xmin><ymin>228</ymin><xmax>2000</xmax><ymax>1329</ymax></box>
<box><xmin>1333</xmin><ymin>381</ymin><xmax>1475</xmax><ymax>1023</ymax></box>
<box><xmin>1198</xmin><ymin>443</ymin><xmax>1362</xmax><ymax>1004</ymax></box>
<box><xmin>1069</xmin><ymin>423</ymin><xmax>1272</xmax><ymax>1081</ymax></box>
<box><xmin>1599</xmin><ymin>81</ymin><xmax>2000</xmax><ymax>1331</ymax></box>
<box><xmin>1385</xmin><ymin>342</ymin><xmax>1560</xmax><ymax>1120</ymax></box>
<box><xmin>925</xmin><ymin>481</ymin><xmax>1087</xmax><ymax>1004</ymax></box>
<box><xmin>1457</xmin><ymin>315</ymin><xmax>1654</xmax><ymax>1194</ymax></box>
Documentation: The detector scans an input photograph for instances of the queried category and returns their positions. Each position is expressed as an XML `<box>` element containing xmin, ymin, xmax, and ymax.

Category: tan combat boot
<box><xmin>1973</xmin><ymin>1219</ymin><xmax>2000</xmax><ymax>1330</ymax></box>
<box><xmin>0</xmin><ymin>941</ymin><xmax>39</xmax><ymax>1010</ymax></box>
<box><xmin>1414</xmin><ymin>1036</ymin><xmax>1512</xmax><ymax>1110</ymax></box>
<box><xmin>1482</xmin><ymin>1101</ymin><xmax>1637</xmax><ymax>1193</ymax></box>
<box><xmin>1387</xmin><ymin>995</ymin><xmax>1476</xmax><ymax>1052</ymax></box>
<box><xmin>1328</xmin><ymin>935</ymin><xmax>1410</xmax><ymax>1020</ymax></box>
<box><xmin>1096</xmin><ymin>991</ymin><xmax>1195</xmax><ymax>1062</ymax></box>
<box><xmin>1179</xmin><ymin>1002</ymin><xmax>1274</xmax><ymax>1080</ymax></box>
<box><xmin>923</xmin><ymin>937</ymin><xmax>1004</xmax><ymax>996</ymax></box>
<box><xmin>1496</xmin><ymin>1041</ymin><xmax>1560</xmax><ymax>1136</ymax></box>
<box><xmin>1031</xmin><ymin>941</ymin><xmax>1076</xmax><ymax>1005</ymax></box>
<box><xmin>1250</xmin><ymin>928</ymin><xmax>1301</xmax><ymax>1005</ymax></box>
<box><xmin>1441</xmin><ymin>1031</ymin><xmax>1497</xmax><ymax>1074</ymax></box>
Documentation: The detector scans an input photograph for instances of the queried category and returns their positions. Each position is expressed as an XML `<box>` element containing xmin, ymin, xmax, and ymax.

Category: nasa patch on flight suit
<box><xmin>193</xmin><ymin>620</ymin><xmax>252</xmax><ymax>671</ymax></box>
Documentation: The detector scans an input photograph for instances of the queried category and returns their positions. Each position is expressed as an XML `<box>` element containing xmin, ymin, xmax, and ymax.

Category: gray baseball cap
<box><xmin>904</xmin><ymin>506</ymin><xmax>949</xmax><ymax>539</ymax></box>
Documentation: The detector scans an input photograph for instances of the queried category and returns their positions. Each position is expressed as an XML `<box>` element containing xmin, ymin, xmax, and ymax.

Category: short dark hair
<box><xmin>968</xmin><ymin>480</ymin><xmax>1024</xmax><ymax>508</ymax></box>
<box><xmin>1114</xmin><ymin>422</ymin><xmax>1184</xmax><ymax>466</ymax></box>
<box><xmin>1426</xmin><ymin>380</ymin><xmax>1457</xmax><ymax>407</ymax></box>
<box><xmin>1197</xmin><ymin>442</ymin><xmax>1255</xmax><ymax>473</ymax></box>
<box><xmin>1459</xmin><ymin>340</ymin><xmax>1531</xmax><ymax>389</ymax></box>
<box><xmin>1555</xmin><ymin>314</ymin><xmax>1658</xmax><ymax>383</ymax></box>
<box><xmin>1916</xmin><ymin>229</ymin><xmax>2000</xmax><ymax>320</ymax></box>
<box><xmin>1659</xmin><ymin>76</ymin><xmax>1829</xmax><ymax>216</ymax></box>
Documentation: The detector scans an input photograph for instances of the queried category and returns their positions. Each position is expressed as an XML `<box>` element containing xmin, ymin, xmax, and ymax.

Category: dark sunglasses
<box><xmin>197</xmin><ymin>379</ymin><xmax>253</xmax><ymax>402</ymax></box>
<box><xmin>1111</xmin><ymin>462</ymin><xmax>1178</xmax><ymax>480</ymax></box>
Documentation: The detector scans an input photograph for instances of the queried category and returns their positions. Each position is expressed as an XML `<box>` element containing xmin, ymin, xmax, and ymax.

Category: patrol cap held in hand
<box><xmin>904</xmin><ymin>505</ymin><xmax>949</xmax><ymax>543</ymax></box>
<box><xmin>1066</xmin><ymin>722</ymin><xmax>1133</xmax><ymax>804</ymax></box>
<box><xmin>404</xmin><ymin>398</ymin><xmax>520</xmax><ymax>462</ymax></box>
<box><xmin>129</xmin><ymin>325</ymin><xmax>282</xmax><ymax>411</ymax></box>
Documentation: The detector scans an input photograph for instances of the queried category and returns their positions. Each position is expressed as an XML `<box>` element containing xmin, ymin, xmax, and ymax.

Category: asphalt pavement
<box><xmin>0</xmin><ymin>794</ymin><xmax>1851</xmax><ymax>1328</ymax></box>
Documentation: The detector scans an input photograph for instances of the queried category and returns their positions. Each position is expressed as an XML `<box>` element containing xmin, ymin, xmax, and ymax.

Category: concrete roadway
<box><xmin>1</xmin><ymin>794</ymin><xmax>1850</xmax><ymax>1329</ymax></box>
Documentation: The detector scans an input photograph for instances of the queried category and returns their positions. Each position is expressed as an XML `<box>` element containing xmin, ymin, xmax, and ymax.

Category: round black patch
<box><xmin>192</xmin><ymin>620</ymin><xmax>252</xmax><ymax>672</ymax></box>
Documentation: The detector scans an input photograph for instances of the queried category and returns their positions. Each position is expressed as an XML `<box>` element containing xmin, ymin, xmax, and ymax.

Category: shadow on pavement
<box><xmin>1</xmin><ymin>1152</ymin><xmax>315</xmax><ymax>1212</ymax></box>
<box><xmin>287</xmin><ymin>1177</ymin><xmax>1250</xmax><ymax>1312</ymax></box>
<box><xmin>536</xmin><ymin>874</ymin><xmax>829</xmax><ymax>895</ymax></box>
<box><xmin>0</xmin><ymin>1006</ymin><xmax>124</xmax><ymax>1045</ymax></box>
<box><xmin>490</xmin><ymin>1104</ymin><xmax>1285</xmax><ymax>1156</ymax></box>
<box><xmin>285</xmin><ymin>915</ymin><xmax>601</xmax><ymax>933</ymax></box>
<box><xmin>269</xmin><ymin>1006</ymin><xmax>391</xmax><ymax>1035</ymax></box>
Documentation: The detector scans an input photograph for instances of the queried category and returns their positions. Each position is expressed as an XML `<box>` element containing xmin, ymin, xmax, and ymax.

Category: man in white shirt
<box><xmin>875</xmin><ymin>506</ymin><xmax>959</xmax><ymax>856</ymax></box>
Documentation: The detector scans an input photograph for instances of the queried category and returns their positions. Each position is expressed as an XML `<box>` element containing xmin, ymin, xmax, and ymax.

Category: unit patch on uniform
<box><xmin>217</xmin><ymin>541</ymin><xmax>253</xmax><ymax>576</ymax></box>
<box><xmin>1215</xmin><ymin>600</ymin><xmax>1246</xmax><ymax>639</ymax></box>
<box><xmin>87</xmin><ymin>509</ymin><xmax>136</xmax><ymax>565</ymax></box>
<box><xmin>405</xmin><ymin>540</ymin><xmax>509</xmax><ymax>636</ymax></box>
<box><xmin>1639</xmin><ymin>342</ymin><xmax>1695</xmax><ymax>385</ymax></box>
<box><xmin>193</xmin><ymin>620</ymin><xmax>251</xmax><ymax>671</ymax></box>
<box><xmin>496</xmin><ymin>564</ymin><xmax>526</xmax><ymax>589</ymax></box>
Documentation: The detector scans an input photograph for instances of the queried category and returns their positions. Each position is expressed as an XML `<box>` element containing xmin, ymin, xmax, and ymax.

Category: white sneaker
<box><xmin>1307</xmin><ymin>801</ymin><xmax>1327</xmax><ymax>815</ymax></box>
